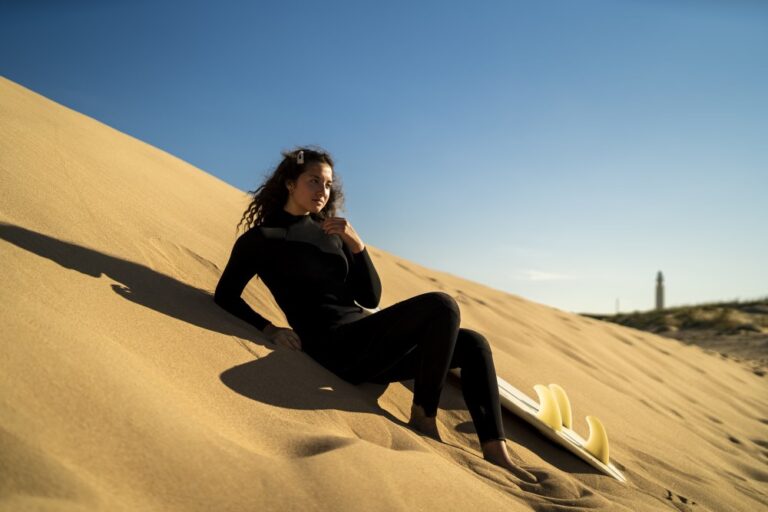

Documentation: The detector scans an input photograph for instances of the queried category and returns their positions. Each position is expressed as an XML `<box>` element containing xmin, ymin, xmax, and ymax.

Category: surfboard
<box><xmin>451</xmin><ymin>369</ymin><xmax>626</xmax><ymax>482</ymax></box>
<box><xmin>498</xmin><ymin>378</ymin><xmax>626</xmax><ymax>482</ymax></box>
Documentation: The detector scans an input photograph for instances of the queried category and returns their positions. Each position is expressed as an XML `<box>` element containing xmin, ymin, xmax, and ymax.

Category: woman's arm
<box><xmin>322</xmin><ymin>217</ymin><xmax>382</xmax><ymax>309</ymax></box>
<box><xmin>343</xmin><ymin>244</ymin><xmax>382</xmax><ymax>309</ymax></box>
<box><xmin>213</xmin><ymin>230</ymin><xmax>273</xmax><ymax>332</ymax></box>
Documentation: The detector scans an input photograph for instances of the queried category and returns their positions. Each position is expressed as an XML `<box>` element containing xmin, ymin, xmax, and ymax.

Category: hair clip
<box><xmin>297</xmin><ymin>150</ymin><xmax>304</xmax><ymax>165</ymax></box>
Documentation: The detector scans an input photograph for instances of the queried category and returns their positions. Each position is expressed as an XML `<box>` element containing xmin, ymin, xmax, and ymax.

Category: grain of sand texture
<box><xmin>1</xmin><ymin>76</ymin><xmax>766</xmax><ymax>511</ymax></box>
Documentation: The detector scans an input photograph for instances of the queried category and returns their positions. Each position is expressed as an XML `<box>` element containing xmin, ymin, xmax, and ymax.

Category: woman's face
<box><xmin>285</xmin><ymin>162</ymin><xmax>334</xmax><ymax>215</ymax></box>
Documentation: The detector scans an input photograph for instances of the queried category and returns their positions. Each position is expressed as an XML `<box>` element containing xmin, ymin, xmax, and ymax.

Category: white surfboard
<box><xmin>451</xmin><ymin>369</ymin><xmax>626</xmax><ymax>483</ymax></box>
<box><xmin>498</xmin><ymin>378</ymin><xmax>626</xmax><ymax>482</ymax></box>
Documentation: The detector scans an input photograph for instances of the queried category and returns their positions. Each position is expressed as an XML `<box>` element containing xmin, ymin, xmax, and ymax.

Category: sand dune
<box><xmin>1</xmin><ymin>76</ymin><xmax>766</xmax><ymax>511</ymax></box>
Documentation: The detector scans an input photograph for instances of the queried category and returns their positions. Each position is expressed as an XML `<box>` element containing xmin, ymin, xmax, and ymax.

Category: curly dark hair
<box><xmin>237</xmin><ymin>146</ymin><xmax>343</xmax><ymax>232</ymax></box>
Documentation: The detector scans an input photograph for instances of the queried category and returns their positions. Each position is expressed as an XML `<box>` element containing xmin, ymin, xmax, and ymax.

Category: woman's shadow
<box><xmin>0</xmin><ymin>221</ymin><xmax>404</xmax><ymax>425</ymax></box>
<box><xmin>0</xmin><ymin>221</ymin><xmax>260</xmax><ymax>342</ymax></box>
<box><xmin>219</xmin><ymin>348</ymin><xmax>408</xmax><ymax>428</ymax></box>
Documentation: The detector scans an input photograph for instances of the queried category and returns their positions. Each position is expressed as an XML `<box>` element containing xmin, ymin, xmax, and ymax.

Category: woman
<box><xmin>214</xmin><ymin>146</ymin><xmax>528</xmax><ymax>476</ymax></box>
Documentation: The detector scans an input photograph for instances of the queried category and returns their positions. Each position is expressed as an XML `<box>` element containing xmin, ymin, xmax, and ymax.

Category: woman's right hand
<box><xmin>263</xmin><ymin>324</ymin><xmax>303</xmax><ymax>351</ymax></box>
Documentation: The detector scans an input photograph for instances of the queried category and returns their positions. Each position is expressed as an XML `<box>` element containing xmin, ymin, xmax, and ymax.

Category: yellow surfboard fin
<box><xmin>533</xmin><ymin>384</ymin><xmax>563</xmax><ymax>431</ymax></box>
<box><xmin>584</xmin><ymin>415</ymin><xmax>610</xmax><ymax>464</ymax></box>
<box><xmin>548</xmin><ymin>384</ymin><xmax>573</xmax><ymax>430</ymax></box>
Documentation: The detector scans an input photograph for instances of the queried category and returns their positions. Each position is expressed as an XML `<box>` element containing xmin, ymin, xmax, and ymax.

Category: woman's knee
<box><xmin>465</xmin><ymin>329</ymin><xmax>491</xmax><ymax>348</ymax></box>
<box><xmin>421</xmin><ymin>291</ymin><xmax>460</xmax><ymax>323</ymax></box>
<box><xmin>454</xmin><ymin>329</ymin><xmax>492</xmax><ymax>361</ymax></box>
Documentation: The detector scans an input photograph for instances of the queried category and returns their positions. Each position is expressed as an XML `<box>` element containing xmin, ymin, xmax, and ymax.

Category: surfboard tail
<box><xmin>536</xmin><ymin>384</ymin><xmax>610</xmax><ymax>465</ymax></box>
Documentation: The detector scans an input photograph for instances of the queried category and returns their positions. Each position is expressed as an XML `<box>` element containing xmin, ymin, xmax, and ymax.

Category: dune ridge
<box><xmin>1</xmin><ymin>76</ymin><xmax>766</xmax><ymax>511</ymax></box>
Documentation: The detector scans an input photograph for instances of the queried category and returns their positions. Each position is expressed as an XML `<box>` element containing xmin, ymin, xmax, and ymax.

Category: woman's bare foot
<box><xmin>481</xmin><ymin>439</ymin><xmax>537</xmax><ymax>482</ymax></box>
<box><xmin>408</xmin><ymin>403</ymin><xmax>442</xmax><ymax>441</ymax></box>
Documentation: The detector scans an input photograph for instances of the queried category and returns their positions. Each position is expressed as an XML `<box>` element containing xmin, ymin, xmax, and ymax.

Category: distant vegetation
<box><xmin>585</xmin><ymin>298</ymin><xmax>768</xmax><ymax>334</ymax></box>
<box><xmin>584</xmin><ymin>298</ymin><xmax>768</xmax><ymax>376</ymax></box>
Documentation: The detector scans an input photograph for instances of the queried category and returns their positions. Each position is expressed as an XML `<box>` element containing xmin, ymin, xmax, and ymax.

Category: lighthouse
<box><xmin>655</xmin><ymin>271</ymin><xmax>665</xmax><ymax>311</ymax></box>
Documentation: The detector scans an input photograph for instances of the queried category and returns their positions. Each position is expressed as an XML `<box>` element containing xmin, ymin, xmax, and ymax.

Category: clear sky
<box><xmin>2</xmin><ymin>0</ymin><xmax>766</xmax><ymax>313</ymax></box>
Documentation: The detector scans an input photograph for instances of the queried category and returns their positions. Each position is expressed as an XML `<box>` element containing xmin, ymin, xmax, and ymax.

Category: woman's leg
<box><xmin>370</xmin><ymin>327</ymin><xmax>535</xmax><ymax>480</ymax></box>
<box><xmin>371</xmin><ymin>327</ymin><xmax>505</xmax><ymax>444</ymax></box>
<box><xmin>340</xmin><ymin>316</ymin><xmax>536</xmax><ymax>482</ymax></box>
<box><xmin>451</xmin><ymin>329</ymin><xmax>506</xmax><ymax>443</ymax></box>
<box><xmin>325</xmin><ymin>292</ymin><xmax>460</xmax><ymax>418</ymax></box>
<box><xmin>451</xmin><ymin>331</ymin><xmax>535</xmax><ymax>478</ymax></box>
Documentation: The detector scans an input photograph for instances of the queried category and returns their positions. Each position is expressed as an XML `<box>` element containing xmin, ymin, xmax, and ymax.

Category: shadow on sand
<box><xmin>219</xmin><ymin>351</ymin><xmax>406</xmax><ymax>426</ymax></box>
<box><xmin>0</xmin><ymin>221</ymin><xmax>260</xmax><ymax>342</ymax></box>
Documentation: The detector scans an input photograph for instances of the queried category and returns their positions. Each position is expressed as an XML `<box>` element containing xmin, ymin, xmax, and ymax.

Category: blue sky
<box><xmin>2</xmin><ymin>0</ymin><xmax>766</xmax><ymax>313</ymax></box>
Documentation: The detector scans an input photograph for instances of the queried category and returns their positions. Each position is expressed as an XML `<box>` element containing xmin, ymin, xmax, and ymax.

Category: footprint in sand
<box><xmin>454</xmin><ymin>290</ymin><xmax>488</xmax><ymax>306</ymax></box>
<box><xmin>466</xmin><ymin>459</ymin><xmax>613</xmax><ymax>509</ymax></box>
<box><xmin>707</xmin><ymin>415</ymin><xmax>723</xmax><ymax>425</ymax></box>
<box><xmin>665</xmin><ymin>488</ymin><xmax>697</xmax><ymax>511</ymax></box>
<box><xmin>665</xmin><ymin>406</ymin><xmax>684</xmax><ymax>420</ymax></box>
<box><xmin>396</xmin><ymin>262</ymin><xmax>413</xmax><ymax>273</ymax></box>
<box><xmin>286</xmin><ymin>435</ymin><xmax>358</xmax><ymax>458</ymax></box>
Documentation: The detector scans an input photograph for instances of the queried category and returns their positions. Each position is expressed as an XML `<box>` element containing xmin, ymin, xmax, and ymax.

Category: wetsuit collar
<box><xmin>273</xmin><ymin>208</ymin><xmax>312</xmax><ymax>225</ymax></box>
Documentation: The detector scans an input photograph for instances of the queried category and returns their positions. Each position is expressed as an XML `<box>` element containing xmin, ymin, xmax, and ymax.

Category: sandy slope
<box><xmin>1</xmin><ymin>76</ymin><xmax>765</xmax><ymax>512</ymax></box>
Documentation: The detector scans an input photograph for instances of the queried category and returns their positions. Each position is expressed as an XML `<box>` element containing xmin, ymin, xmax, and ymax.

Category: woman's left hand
<box><xmin>322</xmin><ymin>217</ymin><xmax>365</xmax><ymax>254</ymax></box>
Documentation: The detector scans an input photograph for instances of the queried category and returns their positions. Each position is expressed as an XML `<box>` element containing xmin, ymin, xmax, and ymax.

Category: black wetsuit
<box><xmin>214</xmin><ymin>209</ymin><xmax>505</xmax><ymax>443</ymax></box>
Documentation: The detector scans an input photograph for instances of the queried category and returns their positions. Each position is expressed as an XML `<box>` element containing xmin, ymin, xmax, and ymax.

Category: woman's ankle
<box><xmin>409</xmin><ymin>403</ymin><xmax>441</xmax><ymax>440</ymax></box>
<box><xmin>481</xmin><ymin>440</ymin><xmax>537</xmax><ymax>482</ymax></box>
<box><xmin>411</xmin><ymin>403</ymin><xmax>435</xmax><ymax>418</ymax></box>
<box><xmin>481</xmin><ymin>439</ymin><xmax>508</xmax><ymax>461</ymax></box>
